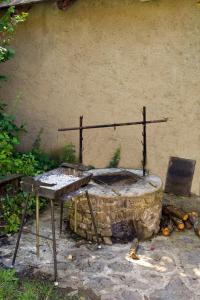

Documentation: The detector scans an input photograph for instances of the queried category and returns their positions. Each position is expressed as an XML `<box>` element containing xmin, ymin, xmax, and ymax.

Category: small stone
<box><xmin>67</xmin><ymin>254</ymin><xmax>76</xmax><ymax>261</ymax></box>
<box><xmin>101</xmin><ymin>229</ymin><xmax>112</xmax><ymax>236</ymax></box>
<box><xmin>79</xmin><ymin>223</ymin><xmax>88</xmax><ymax>230</ymax></box>
<box><xmin>67</xmin><ymin>290</ymin><xmax>79</xmax><ymax>297</ymax></box>
<box><xmin>103</xmin><ymin>237</ymin><xmax>112</xmax><ymax>245</ymax></box>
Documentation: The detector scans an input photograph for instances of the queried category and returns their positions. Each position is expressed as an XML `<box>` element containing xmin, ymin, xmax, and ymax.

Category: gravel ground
<box><xmin>0</xmin><ymin>195</ymin><xmax>200</xmax><ymax>300</ymax></box>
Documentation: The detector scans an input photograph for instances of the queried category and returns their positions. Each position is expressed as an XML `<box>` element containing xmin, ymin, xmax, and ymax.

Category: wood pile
<box><xmin>160</xmin><ymin>205</ymin><xmax>200</xmax><ymax>238</ymax></box>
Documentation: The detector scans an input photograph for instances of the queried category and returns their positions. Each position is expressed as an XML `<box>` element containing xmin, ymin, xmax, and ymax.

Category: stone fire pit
<box><xmin>65</xmin><ymin>168</ymin><xmax>163</xmax><ymax>244</ymax></box>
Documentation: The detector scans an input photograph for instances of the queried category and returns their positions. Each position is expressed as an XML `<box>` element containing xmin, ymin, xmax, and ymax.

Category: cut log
<box><xmin>194</xmin><ymin>221</ymin><xmax>200</xmax><ymax>237</ymax></box>
<box><xmin>184</xmin><ymin>220</ymin><xmax>193</xmax><ymax>230</ymax></box>
<box><xmin>171</xmin><ymin>216</ymin><xmax>185</xmax><ymax>230</ymax></box>
<box><xmin>189</xmin><ymin>214</ymin><xmax>200</xmax><ymax>237</ymax></box>
<box><xmin>160</xmin><ymin>215</ymin><xmax>174</xmax><ymax>236</ymax></box>
<box><xmin>188</xmin><ymin>212</ymin><xmax>199</xmax><ymax>225</ymax></box>
<box><xmin>128</xmin><ymin>238</ymin><xmax>139</xmax><ymax>260</ymax></box>
<box><xmin>163</xmin><ymin>205</ymin><xmax>188</xmax><ymax>221</ymax></box>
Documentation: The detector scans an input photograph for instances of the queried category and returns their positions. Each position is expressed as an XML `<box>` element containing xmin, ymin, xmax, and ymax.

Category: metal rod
<box><xmin>50</xmin><ymin>199</ymin><xmax>58</xmax><ymax>283</ymax></box>
<box><xmin>12</xmin><ymin>194</ymin><xmax>29</xmax><ymax>266</ymax></box>
<box><xmin>85</xmin><ymin>191</ymin><xmax>100</xmax><ymax>245</ymax></box>
<box><xmin>36</xmin><ymin>194</ymin><xmax>40</xmax><ymax>257</ymax></box>
<box><xmin>79</xmin><ymin>115</ymin><xmax>83</xmax><ymax>164</ymax></box>
<box><xmin>142</xmin><ymin>106</ymin><xmax>147</xmax><ymax>176</ymax></box>
<box><xmin>74</xmin><ymin>197</ymin><xmax>77</xmax><ymax>233</ymax></box>
<box><xmin>58</xmin><ymin>118</ymin><xmax>168</xmax><ymax>132</ymax></box>
<box><xmin>59</xmin><ymin>202</ymin><xmax>64</xmax><ymax>236</ymax></box>
<box><xmin>22</xmin><ymin>229</ymin><xmax>53</xmax><ymax>241</ymax></box>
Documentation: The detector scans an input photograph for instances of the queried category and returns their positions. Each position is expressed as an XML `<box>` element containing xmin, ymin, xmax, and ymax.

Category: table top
<box><xmin>21</xmin><ymin>167</ymin><xmax>92</xmax><ymax>199</ymax></box>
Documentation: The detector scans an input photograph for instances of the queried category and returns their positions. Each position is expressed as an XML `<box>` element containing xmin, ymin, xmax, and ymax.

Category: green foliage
<box><xmin>0</xmin><ymin>4</ymin><xmax>53</xmax><ymax>235</ymax></box>
<box><xmin>0</xmin><ymin>5</ymin><xmax>28</xmax><ymax>75</ymax></box>
<box><xmin>0</xmin><ymin>269</ymin><xmax>18</xmax><ymax>300</ymax></box>
<box><xmin>1</xmin><ymin>193</ymin><xmax>47</xmax><ymax>233</ymax></box>
<box><xmin>108</xmin><ymin>147</ymin><xmax>121</xmax><ymax>168</ymax></box>
<box><xmin>61</xmin><ymin>143</ymin><xmax>77</xmax><ymax>163</ymax></box>
<box><xmin>0</xmin><ymin>102</ymin><xmax>38</xmax><ymax>177</ymax></box>
<box><xmin>0</xmin><ymin>103</ymin><xmax>57</xmax><ymax>177</ymax></box>
<box><xmin>0</xmin><ymin>269</ymin><xmax>85</xmax><ymax>300</ymax></box>
<box><xmin>32</xmin><ymin>128</ymin><xmax>57</xmax><ymax>172</ymax></box>
<box><xmin>0</xmin><ymin>103</ymin><xmax>59</xmax><ymax>234</ymax></box>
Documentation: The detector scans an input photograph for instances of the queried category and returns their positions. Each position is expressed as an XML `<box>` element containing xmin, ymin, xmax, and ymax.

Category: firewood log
<box><xmin>171</xmin><ymin>216</ymin><xmax>185</xmax><ymax>230</ymax></box>
<box><xmin>160</xmin><ymin>215</ymin><xmax>174</xmax><ymax>236</ymax></box>
<box><xmin>188</xmin><ymin>213</ymin><xmax>200</xmax><ymax>237</ymax></box>
<box><xmin>163</xmin><ymin>205</ymin><xmax>188</xmax><ymax>221</ymax></box>
<box><xmin>194</xmin><ymin>221</ymin><xmax>200</xmax><ymax>237</ymax></box>
<box><xmin>188</xmin><ymin>212</ymin><xmax>199</xmax><ymax>225</ymax></box>
<box><xmin>128</xmin><ymin>238</ymin><xmax>139</xmax><ymax>260</ymax></box>
<box><xmin>184</xmin><ymin>220</ymin><xmax>193</xmax><ymax>230</ymax></box>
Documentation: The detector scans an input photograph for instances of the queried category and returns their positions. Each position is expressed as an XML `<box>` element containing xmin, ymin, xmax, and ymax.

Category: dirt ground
<box><xmin>0</xmin><ymin>194</ymin><xmax>200</xmax><ymax>300</ymax></box>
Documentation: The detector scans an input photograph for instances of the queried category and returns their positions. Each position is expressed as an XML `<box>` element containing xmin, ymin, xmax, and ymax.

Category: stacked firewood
<box><xmin>160</xmin><ymin>205</ymin><xmax>200</xmax><ymax>238</ymax></box>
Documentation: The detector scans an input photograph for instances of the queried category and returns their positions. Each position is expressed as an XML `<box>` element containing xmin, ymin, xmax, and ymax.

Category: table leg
<box><xmin>36</xmin><ymin>194</ymin><xmax>40</xmax><ymax>257</ymax></box>
<box><xmin>12</xmin><ymin>194</ymin><xmax>29</xmax><ymax>266</ymax></box>
<box><xmin>59</xmin><ymin>201</ymin><xmax>64</xmax><ymax>236</ymax></box>
<box><xmin>50</xmin><ymin>199</ymin><xmax>58</xmax><ymax>283</ymax></box>
<box><xmin>74</xmin><ymin>197</ymin><xmax>77</xmax><ymax>233</ymax></box>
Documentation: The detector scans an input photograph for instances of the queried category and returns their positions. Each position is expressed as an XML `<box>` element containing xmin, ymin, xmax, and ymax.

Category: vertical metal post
<box><xmin>36</xmin><ymin>194</ymin><xmax>40</xmax><ymax>257</ymax></box>
<box><xmin>79</xmin><ymin>115</ymin><xmax>83</xmax><ymax>164</ymax></box>
<box><xmin>85</xmin><ymin>191</ymin><xmax>100</xmax><ymax>246</ymax></box>
<box><xmin>74</xmin><ymin>198</ymin><xmax>77</xmax><ymax>233</ymax></box>
<box><xmin>142</xmin><ymin>106</ymin><xmax>147</xmax><ymax>176</ymax></box>
<box><xmin>50</xmin><ymin>199</ymin><xmax>58</xmax><ymax>283</ymax></box>
<box><xmin>12</xmin><ymin>194</ymin><xmax>29</xmax><ymax>266</ymax></box>
<box><xmin>59</xmin><ymin>201</ymin><xmax>64</xmax><ymax>236</ymax></box>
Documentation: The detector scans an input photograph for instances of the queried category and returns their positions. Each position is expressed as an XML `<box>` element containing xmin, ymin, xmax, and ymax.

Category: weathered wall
<box><xmin>1</xmin><ymin>0</ymin><xmax>200</xmax><ymax>193</ymax></box>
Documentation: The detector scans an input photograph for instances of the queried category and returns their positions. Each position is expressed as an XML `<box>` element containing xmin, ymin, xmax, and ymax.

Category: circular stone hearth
<box><xmin>65</xmin><ymin>168</ymin><xmax>163</xmax><ymax>244</ymax></box>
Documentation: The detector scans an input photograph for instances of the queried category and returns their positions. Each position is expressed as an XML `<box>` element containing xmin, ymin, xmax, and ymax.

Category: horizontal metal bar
<box><xmin>22</xmin><ymin>229</ymin><xmax>53</xmax><ymax>241</ymax></box>
<box><xmin>58</xmin><ymin>118</ymin><xmax>168</xmax><ymax>132</ymax></box>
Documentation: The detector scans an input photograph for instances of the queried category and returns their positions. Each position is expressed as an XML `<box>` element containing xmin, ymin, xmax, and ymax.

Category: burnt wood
<box><xmin>111</xmin><ymin>220</ymin><xmax>135</xmax><ymax>242</ymax></box>
<box><xmin>92</xmin><ymin>170</ymin><xmax>140</xmax><ymax>186</ymax></box>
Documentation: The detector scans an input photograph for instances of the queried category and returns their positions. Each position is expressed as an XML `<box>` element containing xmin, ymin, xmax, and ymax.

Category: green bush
<box><xmin>31</xmin><ymin>128</ymin><xmax>57</xmax><ymax>172</ymax></box>
<box><xmin>1</xmin><ymin>193</ymin><xmax>47</xmax><ymax>233</ymax></box>
<box><xmin>0</xmin><ymin>102</ymin><xmax>57</xmax><ymax>177</ymax></box>
<box><xmin>107</xmin><ymin>147</ymin><xmax>121</xmax><ymax>168</ymax></box>
<box><xmin>0</xmin><ymin>103</ymin><xmax>58</xmax><ymax>234</ymax></box>
<box><xmin>0</xmin><ymin>7</ymin><xmax>55</xmax><ymax>235</ymax></box>
<box><xmin>61</xmin><ymin>143</ymin><xmax>77</xmax><ymax>163</ymax></box>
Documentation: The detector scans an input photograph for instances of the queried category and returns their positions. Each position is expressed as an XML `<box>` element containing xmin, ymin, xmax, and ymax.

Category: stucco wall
<box><xmin>1</xmin><ymin>0</ymin><xmax>200</xmax><ymax>193</ymax></box>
